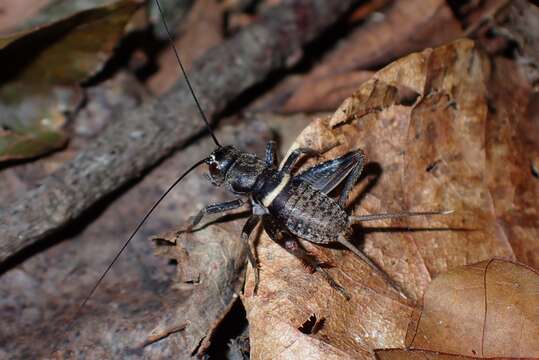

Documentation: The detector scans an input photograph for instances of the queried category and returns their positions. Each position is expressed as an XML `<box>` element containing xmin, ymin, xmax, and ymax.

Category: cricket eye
<box><xmin>209</xmin><ymin>162</ymin><xmax>220</xmax><ymax>177</ymax></box>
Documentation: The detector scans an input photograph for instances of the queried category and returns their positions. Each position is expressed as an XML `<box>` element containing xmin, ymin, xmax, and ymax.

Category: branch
<box><xmin>0</xmin><ymin>0</ymin><xmax>356</xmax><ymax>264</ymax></box>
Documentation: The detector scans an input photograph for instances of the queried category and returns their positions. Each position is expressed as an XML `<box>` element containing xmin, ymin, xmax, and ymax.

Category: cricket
<box><xmin>3</xmin><ymin>1</ymin><xmax>535</xmax><ymax>358</ymax></box>
<box><xmin>78</xmin><ymin>0</ymin><xmax>452</xmax><ymax>312</ymax></box>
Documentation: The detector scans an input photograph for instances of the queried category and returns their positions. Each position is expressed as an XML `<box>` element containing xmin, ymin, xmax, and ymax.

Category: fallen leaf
<box><xmin>0</xmin><ymin>0</ymin><xmax>141</xmax><ymax>162</ymax></box>
<box><xmin>281</xmin><ymin>70</ymin><xmax>374</xmax><ymax>113</ymax></box>
<box><xmin>242</xmin><ymin>38</ymin><xmax>539</xmax><ymax>359</ymax></box>
<box><xmin>279</xmin><ymin>0</ymin><xmax>462</xmax><ymax>113</ymax></box>
<box><xmin>150</xmin><ymin>222</ymin><xmax>245</xmax><ymax>356</ymax></box>
<box><xmin>485</xmin><ymin>57</ymin><xmax>539</xmax><ymax>270</ymax></box>
<box><xmin>402</xmin><ymin>259</ymin><xmax>539</xmax><ymax>358</ymax></box>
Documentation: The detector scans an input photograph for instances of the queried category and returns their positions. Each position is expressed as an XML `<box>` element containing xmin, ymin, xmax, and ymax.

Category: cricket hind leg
<box><xmin>350</xmin><ymin>210</ymin><xmax>454</xmax><ymax>222</ymax></box>
<box><xmin>283</xmin><ymin>237</ymin><xmax>351</xmax><ymax>301</ymax></box>
<box><xmin>280</xmin><ymin>142</ymin><xmax>338</xmax><ymax>174</ymax></box>
<box><xmin>241</xmin><ymin>215</ymin><xmax>262</xmax><ymax>294</ymax></box>
<box><xmin>262</xmin><ymin>215</ymin><xmax>351</xmax><ymax>300</ymax></box>
<box><xmin>336</xmin><ymin>234</ymin><xmax>408</xmax><ymax>300</ymax></box>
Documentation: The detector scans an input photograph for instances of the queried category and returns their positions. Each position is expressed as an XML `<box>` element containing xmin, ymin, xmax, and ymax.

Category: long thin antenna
<box><xmin>154</xmin><ymin>0</ymin><xmax>221</xmax><ymax>147</ymax></box>
<box><xmin>75</xmin><ymin>158</ymin><xmax>207</xmax><ymax>316</ymax></box>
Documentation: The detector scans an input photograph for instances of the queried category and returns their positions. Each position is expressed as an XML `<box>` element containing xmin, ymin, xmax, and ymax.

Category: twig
<box><xmin>0</xmin><ymin>0</ymin><xmax>356</xmax><ymax>264</ymax></box>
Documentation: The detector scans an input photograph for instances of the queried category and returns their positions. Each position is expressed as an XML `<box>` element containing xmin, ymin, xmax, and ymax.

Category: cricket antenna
<box><xmin>71</xmin><ymin>157</ymin><xmax>207</xmax><ymax>322</ymax></box>
<box><xmin>154</xmin><ymin>0</ymin><xmax>221</xmax><ymax>147</ymax></box>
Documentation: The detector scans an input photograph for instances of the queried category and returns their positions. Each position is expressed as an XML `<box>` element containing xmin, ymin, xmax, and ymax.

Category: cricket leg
<box><xmin>241</xmin><ymin>215</ymin><xmax>261</xmax><ymax>294</ymax></box>
<box><xmin>179</xmin><ymin>198</ymin><xmax>245</xmax><ymax>233</ymax></box>
<box><xmin>350</xmin><ymin>210</ymin><xmax>454</xmax><ymax>222</ymax></box>
<box><xmin>263</xmin><ymin>215</ymin><xmax>351</xmax><ymax>300</ymax></box>
<box><xmin>264</xmin><ymin>140</ymin><xmax>278</xmax><ymax>168</ymax></box>
<box><xmin>283</xmin><ymin>237</ymin><xmax>351</xmax><ymax>301</ymax></box>
<box><xmin>337</xmin><ymin>233</ymin><xmax>409</xmax><ymax>300</ymax></box>
<box><xmin>280</xmin><ymin>143</ymin><xmax>338</xmax><ymax>174</ymax></box>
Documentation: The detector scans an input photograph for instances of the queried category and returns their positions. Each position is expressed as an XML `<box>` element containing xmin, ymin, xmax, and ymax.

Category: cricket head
<box><xmin>206</xmin><ymin>145</ymin><xmax>241</xmax><ymax>187</ymax></box>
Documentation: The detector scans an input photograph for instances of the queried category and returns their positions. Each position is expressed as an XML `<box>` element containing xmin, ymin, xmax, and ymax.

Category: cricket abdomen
<box><xmin>267</xmin><ymin>178</ymin><xmax>348</xmax><ymax>244</ymax></box>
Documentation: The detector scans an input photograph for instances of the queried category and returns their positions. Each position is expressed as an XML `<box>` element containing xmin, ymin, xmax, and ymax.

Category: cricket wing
<box><xmin>296</xmin><ymin>150</ymin><xmax>365</xmax><ymax>195</ymax></box>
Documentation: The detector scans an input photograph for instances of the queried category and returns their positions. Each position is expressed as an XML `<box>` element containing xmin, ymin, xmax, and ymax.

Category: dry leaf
<box><xmin>376</xmin><ymin>259</ymin><xmax>539</xmax><ymax>359</ymax></box>
<box><xmin>281</xmin><ymin>70</ymin><xmax>374</xmax><ymax>113</ymax></box>
<box><xmin>405</xmin><ymin>259</ymin><xmax>539</xmax><ymax>357</ymax></box>
<box><xmin>485</xmin><ymin>57</ymin><xmax>539</xmax><ymax>270</ymax></box>
<box><xmin>0</xmin><ymin>0</ymin><xmax>141</xmax><ymax>162</ymax></box>
<box><xmin>280</xmin><ymin>0</ymin><xmax>462</xmax><ymax>113</ymax></box>
<box><xmin>150</xmin><ymin>222</ymin><xmax>245</xmax><ymax>356</ymax></box>
<box><xmin>242</xmin><ymin>38</ymin><xmax>539</xmax><ymax>359</ymax></box>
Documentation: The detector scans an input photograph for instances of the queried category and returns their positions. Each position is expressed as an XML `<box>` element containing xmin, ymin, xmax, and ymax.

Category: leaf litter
<box><xmin>242</xmin><ymin>39</ymin><xmax>539</xmax><ymax>359</ymax></box>
<box><xmin>1</xmin><ymin>1</ymin><xmax>539</xmax><ymax>359</ymax></box>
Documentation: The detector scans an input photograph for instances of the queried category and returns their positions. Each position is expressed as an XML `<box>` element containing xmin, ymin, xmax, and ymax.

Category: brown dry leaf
<box><xmin>485</xmin><ymin>57</ymin><xmax>539</xmax><ymax>270</ymax></box>
<box><xmin>280</xmin><ymin>0</ymin><xmax>462</xmax><ymax>113</ymax></box>
<box><xmin>281</xmin><ymin>70</ymin><xmax>374</xmax><ymax>113</ymax></box>
<box><xmin>242</xmin><ymin>38</ymin><xmax>539</xmax><ymax>359</ymax></box>
<box><xmin>381</xmin><ymin>259</ymin><xmax>539</xmax><ymax>358</ymax></box>
<box><xmin>150</xmin><ymin>221</ymin><xmax>245</xmax><ymax>356</ymax></box>
<box><xmin>313</xmin><ymin>0</ymin><xmax>462</xmax><ymax>73</ymax></box>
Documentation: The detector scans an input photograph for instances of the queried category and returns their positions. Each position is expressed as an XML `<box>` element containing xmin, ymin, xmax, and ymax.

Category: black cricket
<box><xmin>186</xmin><ymin>142</ymin><xmax>449</xmax><ymax>299</ymax></box>
<box><xmin>78</xmin><ymin>0</ymin><xmax>451</xmax><ymax>311</ymax></box>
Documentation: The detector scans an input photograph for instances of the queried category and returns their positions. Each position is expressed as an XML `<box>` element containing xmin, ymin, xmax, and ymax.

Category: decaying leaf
<box><xmin>243</xmin><ymin>38</ymin><xmax>539</xmax><ymax>359</ymax></box>
<box><xmin>281</xmin><ymin>0</ymin><xmax>462</xmax><ymax>113</ymax></box>
<box><xmin>0</xmin><ymin>0</ymin><xmax>141</xmax><ymax>162</ymax></box>
<box><xmin>150</xmin><ymin>221</ymin><xmax>246</xmax><ymax>356</ymax></box>
<box><xmin>377</xmin><ymin>259</ymin><xmax>539</xmax><ymax>359</ymax></box>
<box><xmin>401</xmin><ymin>259</ymin><xmax>539</xmax><ymax>358</ymax></box>
<box><xmin>281</xmin><ymin>70</ymin><xmax>374</xmax><ymax>114</ymax></box>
